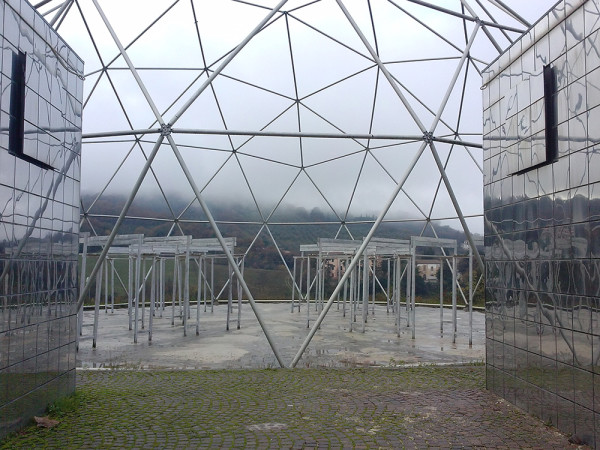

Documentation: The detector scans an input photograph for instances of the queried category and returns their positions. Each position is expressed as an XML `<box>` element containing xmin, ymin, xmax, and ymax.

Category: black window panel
<box><xmin>8</xmin><ymin>50</ymin><xmax>25</xmax><ymax>156</ymax></box>
<box><xmin>543</xmin><ymin>64</ymin><xmax>558</xmax><ymax>164</ymax></box>
<box><xmin>513</xmin><ymin>64</ymin><xmax>558</xmax><ymax>176</ymax></box>
<box><xmin>8</xmin><ymin>51</ymin><xmax>53</xmax><ymax>171</ymax></box>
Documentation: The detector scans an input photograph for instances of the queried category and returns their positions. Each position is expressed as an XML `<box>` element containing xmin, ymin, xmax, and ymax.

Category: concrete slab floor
<box><xmin>77</xmin><ymin>303</ymin><xmax>485</xmax><ymax>369</ymax></box>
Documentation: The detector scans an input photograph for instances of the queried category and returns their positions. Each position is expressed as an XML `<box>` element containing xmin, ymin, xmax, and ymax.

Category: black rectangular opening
<box><xmin>543</xmin><ymin>64</ymin><xmax>558</xmax><ymax>163</ymax></box>
<box><xmin>9</xmin><ymin>50</ymin><xmax>25</xmax><ymax>156</ymax></box>
<box><xmin>8</xmin><ymin>50</ymin><xmax>53</xmax><ymax>171</ymax></box>
<box><xmin>513</xmin><ymin>64</ymin><xmax>558</xmax><ymax>176</ymax></box>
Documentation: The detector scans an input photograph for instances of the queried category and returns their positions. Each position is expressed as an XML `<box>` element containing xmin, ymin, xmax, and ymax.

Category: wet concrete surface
<box><xmin>77</xmin><ymin>302</ymin><xmax>485</xmax><ymax>369</ymax></box>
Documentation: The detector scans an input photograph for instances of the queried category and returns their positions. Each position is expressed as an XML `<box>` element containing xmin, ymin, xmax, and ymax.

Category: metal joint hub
<box><xmin>160</xmin><ymin>124</ymin><xmax>172</xmax><ymax>136</ymax></box>
<box><xmin>423</xmin><ymin>131</ymin><xmax>434</xmax><ymax>144</ymax></box>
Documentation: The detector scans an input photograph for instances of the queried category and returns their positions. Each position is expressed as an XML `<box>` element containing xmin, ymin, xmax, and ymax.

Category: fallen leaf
<box><xmin>34</xmin><ymin>416</ymin><xmax>60</xmax><ymax>428</ymax></box>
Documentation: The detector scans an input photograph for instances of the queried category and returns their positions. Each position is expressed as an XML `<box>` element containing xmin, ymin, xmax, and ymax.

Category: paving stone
<box><xmin>0</xmin><ymin>366</ymin><xmax>588</xmax><ymax>449</ymax></box>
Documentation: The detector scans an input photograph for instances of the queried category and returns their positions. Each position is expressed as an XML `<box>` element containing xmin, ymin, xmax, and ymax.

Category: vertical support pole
<box><xmin>78</xmin><ymin>233</ymin><xmax>89</xmax><ymax>346</ymax></box>
<box><xmin>371</xmin><ymin>256</ymin><xmax>376</xmax><ymax>315</ymax></box>
<box><xmin>362</xmin><ymin>252</ymin><xmax>368</xmax><ymax>332</ymax></box>
<box><xmin>185</xmin><ymin>238</ymin><xmax>190</xmax><ymax>320</ymax></box>
<box><xmin>321</xmin><ymin>258</ymin><xmax>326</xmax><ymax>311</ymax></box>
<box><xmin>210</xmin><ymin>257</ymin><xmax>214</xmax><ymax>313</ymax></box>
<box><xmin>306</xmin><ymin>256</ymin><xmax>310</xmax><ymax>328</ymax></box>
<box><xmin>469</xmin><ymin>246</ymin><xmax>473</xmax><ymax>346</ymax></box>
<box><xmin>227</xmin><ymin>260</ymin><xmax>232</xmax><ymax>331</ymax></box>
<box><xmin>405</xmin><ymin>257</ymin><xmax>410</xmax><ymax>326</ymax></box>
<box><xmin>197</xmin><ymin>256</ymin><xmax>202</xmax><ymax>336</ymax></box>
<box><xmin>354</xmin><ymin>261</ymin><xmax>360</xmax><ymax>323</ymax></box>
<box><xmin>394</xmin><ymin>258</ymin><xmax>398</xmax><ymax>336</ymax></box>
<box><xmin>238</xmin><ymin>256</ymin><xmax>244</xmax><ymax>330</ymax></box>
<box><xmin>171</xmin><ymin>255</ymin><xmax>177</xmax><ymax>326</ymax></box>
<box><xmin>316</xmin><ymin>254</ymin><xmax>321</xmax><ymax>312</ymax></box>
<box><xmin>92</xmin><ymin>261</ymin><xmax>103</xmax><ymax>349</ymax></box>
<box><xmin>177</xmin><ymin>257</ymin><xmax>183</xmax><ymax>319</ymax></box>
<box><xmin>291</xmin><ymin>257</ymin><xmax>297</xmax><ymax>313</ymax></box>
<box><xmin>349</xmin><ymin>264</ymin><xmax>355</xmax><ymax>332</ymax></box>
<box><xmin>298</xmin><ymin>257</ymin><xmax>304</xmax><ymax>313</ymax></box>
<box><xmin>141</xmin><ymin>257</ymin><xmax>146</xmax><ymax>330</ymax></box>
<box><xmin>200</xmin><ymin>257</ymin><xmax>206</xmax><ymax>312</ymax></box>
<box><xmin>160</xmin><ymin>258</ymin><xmax>165</xmax><ymax>317</ymax></box>
<box><xmin>128</xmin><ymin>254</ymin><xmax>133</xmax><ymax>330</ymax></box>
<box><xmin>149</xmin><ymin>256</ymin><xmax>155</xmax><ymax>342</ymax></box>
<box><xmin>110</xmin><ymin>259</ymin><xmax>115</xmax><ymax>313</ymax></box>
<box><xmin>134</xmin><ymin>237</ymin><xmax>142</xmax><ymax>344</ymax></box>
<box><xmin>342</xmin><ymin>258</ymin><xmax>348</xmax><ymax>318</ymax></box>
<box><xmin>386</xmin><ymin>258</ymin><xmax>391</xmax><ymax>314</ymax></box>
<box><xmin>440</xmin><ymin>259</ymin><xmax>444</xmax><ymax>337</ymax></box>
<box><xmin>452</xmin><ymin>253</ymin><xmax>457</xmax><ymax>344</ymax></box>
<box><xmin>103</xmin><ymin>259</ymin><xmax>108</xmax><ymax>312</ymax></box>
<box><xmin>411</xmin><ymin>252</ymin><xmax>416</xmax><ymax>339</ymax></box>
<box><xmin>336</xmin><ymin>258</ymin><xmax>341</xmax><ymax>310</ymax></box>
<box><xmin>182</xmin><ymin>256</ymin><xmax>187</xmax><ymax>337</ymax></box>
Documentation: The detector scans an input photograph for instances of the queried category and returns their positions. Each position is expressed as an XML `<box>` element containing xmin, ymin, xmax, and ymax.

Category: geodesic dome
<box><xmin>33</xmin><ymin>0</ymin><xmax>553</xmax><ymax>364</ymax></box>
<box><xmin>36</xmin><ymin>0</ymin><xmax>547</xmax><ymax>242</ymax></box>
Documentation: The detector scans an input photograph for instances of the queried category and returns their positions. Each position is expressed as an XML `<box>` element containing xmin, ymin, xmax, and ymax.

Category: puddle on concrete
<box><xmin>77</xmin><ymin>303</ymin><xmax>485</xmax><ymax>369</ymax></box>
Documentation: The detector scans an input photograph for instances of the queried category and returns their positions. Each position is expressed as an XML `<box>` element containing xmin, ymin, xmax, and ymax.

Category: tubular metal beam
<box><xmin>81</xmin><ymin>127</ymin><xmax>483</xmax><ymax>149</ymax></box>
<box><xmin>168</xmin><ymin>0</ymin><xmax>289</xmax><ymax>126</ymax></box>
<box><xmin>290</xmin><ymin>139</ymin><xmax>429</xmax><ymax>367</ymax></box>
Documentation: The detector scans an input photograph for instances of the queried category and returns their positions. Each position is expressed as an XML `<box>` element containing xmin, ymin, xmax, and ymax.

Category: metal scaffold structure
<box><xmin>34</xmin><ymin>0</ymin><xmax>548</xmax><ymax>367</ymax></box>
<box><xmin>79</xmin><ymin>233</ymin><xmax>240</xmax><ymax>347</ymax></box>
<box><xmin>294</xmin><ymin>236</ymin><xmax>482</xmax><ymax>344</ymax></box>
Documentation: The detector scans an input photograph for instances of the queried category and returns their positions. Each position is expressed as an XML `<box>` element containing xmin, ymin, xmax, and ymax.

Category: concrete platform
<box><xmin>77</xmin><ymin>302</ymin><xmax>485</xmax><ymax>369</ymax></box>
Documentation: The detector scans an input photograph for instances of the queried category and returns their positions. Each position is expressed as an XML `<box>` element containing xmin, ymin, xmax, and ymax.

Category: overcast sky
<box><xmin>43</xmin><ymin>0</ymin><xmax>558</xmax><ymax>234</ymax></box>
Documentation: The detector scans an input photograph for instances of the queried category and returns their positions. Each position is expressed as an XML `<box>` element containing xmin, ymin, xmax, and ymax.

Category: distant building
<box><xmin>483</xmin><ymin>0</ymin><xmax>599</xmax><ymax>445</ymax></box>
<box><xmin>0</xmin><ymin>0</ymin><xmax>83</xmax><ymax>438</ymax></box>
<box><xmin>417</xmin><ymin>263</ymin><xmax>439</xmax><ymax>283</ymax></box>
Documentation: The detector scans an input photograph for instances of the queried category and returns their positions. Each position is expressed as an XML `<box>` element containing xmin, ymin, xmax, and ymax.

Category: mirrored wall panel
<box><xmin>483</xmin><ymin>0</ymin><xmax>600</xmax><ymax>447</ymax></box>
<box><xmin>0</xmin><ymin>0</ymin><xmax>83</xmax><ymax>438</ymax></box>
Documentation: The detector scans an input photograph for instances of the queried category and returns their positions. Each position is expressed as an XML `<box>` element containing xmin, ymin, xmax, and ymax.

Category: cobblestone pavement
<box><xmin>1</xmin><ymin>365</ymin><xmax>587</xmax><ymax>449</ymax></box>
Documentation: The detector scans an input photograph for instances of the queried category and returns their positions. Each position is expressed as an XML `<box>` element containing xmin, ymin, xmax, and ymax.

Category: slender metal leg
<box><xmin>160</xmin><ymin>258</ymin><xmax>165</xmax><ymax>317</ymax></box>
<box><xmin>103</xmin><ymin>259</ymin><xmax>108</xmax><ymax>313</ymax></box>
<box><xmin>469</xmin><ymin>247</ymin><xmax>473</xmax><ymax>346</ymax></box>
<box><xmin>238</xmin><ymin>257</ymin><xmax>244</xmax><ymax>330</ymax></box>
<box><xmin>440</xmin><ymin>259</ymin><xmax>444</xmax><ymax>337</ymax></box>
<box><xmin>134</xmin><ymin>238</ymin><xmax>142</xmax><ymax>344</ymax></box>
<box><xmin>197</xmin><ymin>257</ymin><xmax>202</xmax><ymax>336</ymax></box>
<box><xmin>200</xmin><ymin>257</ymin><xmax>206</xmax><ymax>313</ymax></box>
<box><xmin>210</xmin><ymin>257</ymin><xmax>214</xmax><ymax>313</ymax></box>
<box><xmin>342</xmin><ymin>258</ymin><xmax>348</xmax><ymax>318</ymax></box>
<box><xmin>386</xmin><ymin>258</ymin><xmax>391</xmax><ymax>314</ymax></box>
<box><xmin>171</xmin><ymin>256</ymin><xmax>177</xmax><ymax>326</ymax></box>
<box><xmin>141</xmin><ymin>258</ymin><xmax>146</xmax><ymax>330</ymax></box>
<box><xmin>110</xmin><ymin>259</ymin><xmax>115</xmax><ymax>313</ymax></box>
<box><xmin>349</xmin><ymin>266</ymin><xmax>355</xmax><ymax>332</ymax></box>
<box><xmin>394</xmin><ymin>258</ymin><xmax>399</xmax><ymax>337</ymax></box>
<box><xmin>178</xmin><ymin>257</ymin><xmax>183</xmax><ymax>320</ymax></box>
<box><xmin>362</xmin><ymin>253</ymin><xmax>368</xmax><ymax>332</ymax></box>
<box><xmin>185</xmin><ymin>241</ymin><xmax>190</xmax><ymax>320</ymax></box>
<box><xmin>149</xmin><ymin>257</ymin><xmax>155</xmax><ymax>342</ymax></box>
<box><xmin>181</xmin><ymin>257</ymin><xmax>186</xmax><ymax>336</ymax></box>
<box><xmin>227</xmin><ymin>261</ymin><xmax>232</xmax><ymax>331</ymax></box>
<box><xmin>291</xmin><ymin>257</ymin><xmax>297</xmax><ymax>313</ymax></box>
<box><xmin>92</xmin><ymin>262</ymin><xmax>102</xmax><ymax>348</ymax></box>
<box><xmin>452</xmin><ymin>255</ymin><xmax>457</xmax><ymax>344</ymax></box>
<box><xmin>371</xmin><ymin>257</ymin><xmax>376</xmax><ymax>315</ymax></box>
<box><xmin>128</xmin><ymin>255</ymin><xmax>133</xmax><ymax>330</ymax></box>
<box><xmin>411</xmin><ymin>253</ymin><xmax>416</xmax><ymax>339</ymax></box>
<box><xmin>306</xmin><ymin>256</ymin><xmax>310</xmax><ymax>328</ymax></box>
<box><xmin>298</xmin><ymin>257</ymin><xmax>304</xmax><ymax>313</ymax></box>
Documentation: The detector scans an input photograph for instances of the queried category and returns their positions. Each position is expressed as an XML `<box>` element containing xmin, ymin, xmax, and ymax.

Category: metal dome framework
<box><xmin>35</xmin><ymin>0</ymin><xmax>549</xmax><ymax>367</ymax></box>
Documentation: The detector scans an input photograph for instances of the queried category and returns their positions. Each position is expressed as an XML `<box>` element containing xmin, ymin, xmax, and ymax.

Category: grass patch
<box><xmin>46</xmin><ymin>391</ymin><xmax>87</xmax><ymax>419</ymax></box>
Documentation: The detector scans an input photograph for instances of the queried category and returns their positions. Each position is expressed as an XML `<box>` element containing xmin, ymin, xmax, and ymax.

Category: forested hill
<box><xmin>81</xmin><ymin>193</ymin><xmax>471</xmax><ymax>268</ymax></box>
